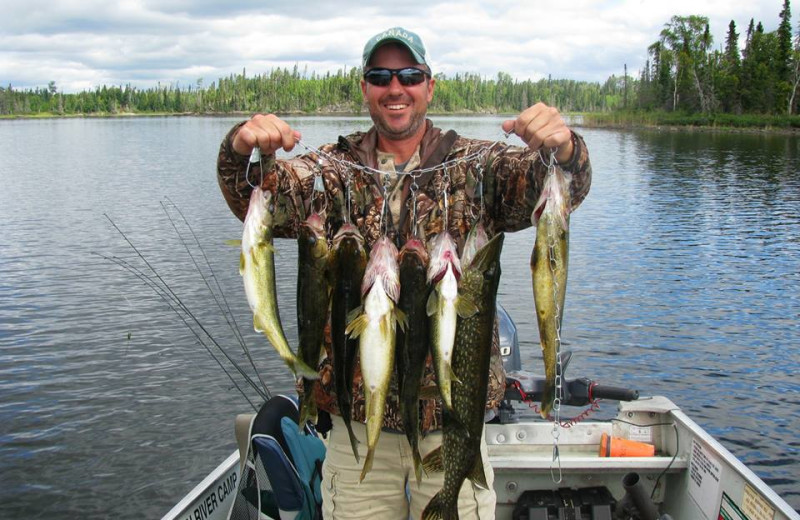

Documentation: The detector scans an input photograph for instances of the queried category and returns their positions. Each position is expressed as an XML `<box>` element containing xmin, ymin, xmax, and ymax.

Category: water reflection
<box><xmin>0</xmin><ymin>118</ymin><xmax>798</xmax><ymax>517</ymax></box>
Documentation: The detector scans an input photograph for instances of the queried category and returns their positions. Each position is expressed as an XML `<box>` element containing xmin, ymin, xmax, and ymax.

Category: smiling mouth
<box><xmin>385</xmin><ymin>103</ymin><xmax>409</xmax><ymax>111</ymax></box>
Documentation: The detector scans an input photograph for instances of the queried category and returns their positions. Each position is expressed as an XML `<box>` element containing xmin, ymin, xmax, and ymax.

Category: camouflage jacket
<box><xmin>217</xmin><ymin>119</ymin><xmax>592</xmax><ymax>433</ymax></box>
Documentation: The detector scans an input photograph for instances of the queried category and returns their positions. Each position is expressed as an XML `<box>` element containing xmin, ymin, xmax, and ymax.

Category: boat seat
<box><xmin>228</xmin><ymin>395</ymin><xmax>325</xmax><ymax>520</ymax></box>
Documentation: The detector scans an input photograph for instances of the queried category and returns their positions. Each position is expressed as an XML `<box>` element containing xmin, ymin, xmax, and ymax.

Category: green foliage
<box><xmin>637</xmin><ymin>2</ymin><xmax>799</xmax><ymax>115</ymax></box>
<box><xmin>1</xmin><ymin>67</ymin><xmax>628</xmax><ymax>117</ymax></box>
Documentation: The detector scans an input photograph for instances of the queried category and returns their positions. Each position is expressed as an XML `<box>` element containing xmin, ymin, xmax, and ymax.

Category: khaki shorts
<box><xmin>321</xmin><ymin>415</ymin><xmax>496</xmax><ymax>520</ymax></box>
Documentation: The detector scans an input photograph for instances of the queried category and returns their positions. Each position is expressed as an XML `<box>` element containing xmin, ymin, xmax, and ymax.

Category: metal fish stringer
<box><xmin>242</xmin><ymin>145</ymin><xmax>264</xmax><ymax>189</ymax></box>
<box><xmin>545</xmin><ymin>148</ymin><xmax>565</xmax><ymax>484</ymax></box>
<box><xmin>442</xmin><ymin>165</ymin><xmax>451</xmax><ymax>229</ymax></box>
<box><xmin>380</xmin><ymin>172</ymin><xmax>391</xmax><ymax>236</ymax></box>
<box><xmin>344</xmin><ymin>167</ymin><xmax>353</xmax><ymax>223</ymax></box>
<box><xmin>409</xmin><ymin>172</ymin><xmax>421</xmax><ymax>237</ymax></box>
<box><xmin>311</xmin><ymin>158</ymin><xmax>327</xmax><ymax>215</ymax></box>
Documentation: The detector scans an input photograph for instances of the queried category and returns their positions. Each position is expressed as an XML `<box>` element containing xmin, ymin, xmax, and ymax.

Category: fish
<box><xmin>329</xmin><ymin>222</ymin><xmax>368</xmax><ymax>461</ymax></box>
<box><xmin>345</xmin><ymin>236</ymin><xmax>406</xmax><ymax>481</ymax></box>
<box><xmin>296</xmin><ymin>212</ymin><xmax>331</xmax><ymax>427</ymax></box>
<box><xmin>421</xmin><ymin>232</ymin><xmax>504</xmax><ymax>520</ymax></box>
<box><xmin>240</xmin><ymin>187</ymin><xmax>319</xmax><ymax>380</ymax></box>
<box><xmin>531</xmin><ymin>164</ymin><xmax>571</xmax><ymax>419</ymax></box>
<box><xmin>396</xmin><ymin>237</ymin><xmax>431</xmax><ymax>485</ymax></box>
<box><xmin>460</xmin><ymin>220</ymin><xmax>488</xmax><ymax>268</ymax></box>
<box><xmin>426</xmin><ymin>231</ymin><xmax>476</xmax><ymax>411</ymax></box>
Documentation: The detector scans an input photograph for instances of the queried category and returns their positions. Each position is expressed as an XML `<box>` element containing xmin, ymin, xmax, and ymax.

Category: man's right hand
<box><xmin>231</xmin><ymin>114</ymin><xmax>301</xmax><ymax>156</ymax></box>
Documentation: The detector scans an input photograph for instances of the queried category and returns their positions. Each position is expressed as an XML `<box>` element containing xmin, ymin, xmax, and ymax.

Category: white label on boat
<box><xmin>688</xmin><ymin>439</ymin><xmax>723</xmax><ymax>519</ymax></box>
<box><xmin>742</xmin><ymin>483</ymin><xmax>775</xmax><ymax>520</ymax></box>
<box><xmin>628</xmin><ymin>425</ymin><xmax>652</xmax><ymax>442</ymax></box>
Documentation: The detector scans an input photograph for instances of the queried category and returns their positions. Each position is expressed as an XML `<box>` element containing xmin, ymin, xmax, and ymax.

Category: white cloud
<box><xmin>0</xmin><ymin>0</ymin><xmax>788</xmax><ymax>92</ymax></box>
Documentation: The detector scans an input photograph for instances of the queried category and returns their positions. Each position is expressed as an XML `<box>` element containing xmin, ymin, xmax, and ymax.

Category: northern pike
<box><xmin>329</xmin><ymin>223</ymin><xmax>367</xmax><ymax>461</ymax></box>
<box><xmin>422</xmin><ymin>232</ymin><xmax>504</xmax><ymax>520</ymax></box>
<box><xmin>345</xmin><ymin>236</ymin><xmax>405</xmax><ymax>481</ymax></box>
<box><xmin>240</xmin><ymin>187</ymin><xmax>318</xmax><ymax>380</ymax></box>
<box><xmin>296</xmin><ymin>212</ymin><xmax>331</xmax><ymax>427</ymax></box>
<box><xmin>396</xmin><ymin>237</ymin><xmax>431</xmax><ymax>485</ymax></box>
<box><xmin>531</xmin><ymin>164</ymin><xmax>570</xmax><ymax>418</ymax></box>
<box><xmin>426</xmin><ymin>231</ymin><xmax>476</xmax><ymax>411</ymax></box>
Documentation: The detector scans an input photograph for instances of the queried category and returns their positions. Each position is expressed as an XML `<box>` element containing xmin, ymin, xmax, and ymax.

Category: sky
<box><xmin>0</xmin><ymin>0</ymin><xmax>789</xmax><ymax>93</ymax></box>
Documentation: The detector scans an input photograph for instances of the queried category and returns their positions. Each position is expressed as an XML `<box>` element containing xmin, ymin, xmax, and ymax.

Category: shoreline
<box><xmin>3</xmin><ymin>110</ymin><xmax>799</xmax><ymax>135</ymax></box>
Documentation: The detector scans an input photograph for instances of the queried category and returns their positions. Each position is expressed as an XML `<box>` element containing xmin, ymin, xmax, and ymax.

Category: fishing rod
<box><xmin>94</xmin><ymin>251</ymin><xmax>260</xmax><ymax>411</ymax></box>
<box><xmin>160</xmin><ymin>198</ymin><xmax>271</xmax><ymax>400</ymax></box>
<box><xmin>101</xmin><ymin>214</ymin><xmax>271</xmax><ymax>406</ymax></box>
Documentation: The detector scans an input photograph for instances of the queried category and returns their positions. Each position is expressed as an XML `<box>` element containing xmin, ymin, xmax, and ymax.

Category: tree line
<box><xmin>635</xmin><ymin>0</ymin><xmax>799</xmax><ymax>114</ymax></box>
<box><xmin>1</xmin><ymin>1</ymin><xmax>797</xmax><ymax>118</ymax></box>
<box><xmin>0</xmin><ymin>66</ymin><xmax>628</xmax><ymax>116</ymax></box>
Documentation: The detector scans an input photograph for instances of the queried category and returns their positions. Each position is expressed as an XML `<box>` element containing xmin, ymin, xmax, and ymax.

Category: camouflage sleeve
<box><xmin>485</xmin><ymin>131</ymin><xmax>592</xmax><ymax>232</ymax></box>
<box><xmin>216</xmin><ymin>122</ymin><xmax>322</xmax><ymax>238</ymax></box>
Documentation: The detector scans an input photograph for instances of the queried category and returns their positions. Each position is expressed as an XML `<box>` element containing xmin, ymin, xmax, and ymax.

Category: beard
<box><xmin>369</xmin><ymin>98</ymin><xmax>428</xmax><ymax>141</ymax></box>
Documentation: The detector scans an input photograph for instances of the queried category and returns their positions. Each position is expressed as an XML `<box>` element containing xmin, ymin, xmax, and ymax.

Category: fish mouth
<box><xmin>430</xmin><ymin>258</ymin><xmax>460</xmax><ymax>284</ymax></box>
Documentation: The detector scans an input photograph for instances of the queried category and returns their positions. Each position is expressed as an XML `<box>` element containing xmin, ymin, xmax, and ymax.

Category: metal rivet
<box><xmin>516</xmin><ymin>430</ymin><xmax>527</xmax><ymax>441</ymax></box>
<box><xmin>506</xmin><ymin>481</ymin><xmax>518</xmax><ymax>492</ymax></box>
<box><xmin>496</xmin><ymin>434</ymin><xmax>506</xmax><ymax>443</ymax></box>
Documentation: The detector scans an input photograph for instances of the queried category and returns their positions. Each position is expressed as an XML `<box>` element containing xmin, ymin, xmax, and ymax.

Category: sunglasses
<box><xmin>363</xmin><ymin>67</ymin><xmax>430</xmax><ymax>87</ymax></box>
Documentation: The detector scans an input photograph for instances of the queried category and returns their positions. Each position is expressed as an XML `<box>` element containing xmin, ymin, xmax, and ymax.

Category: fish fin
<box><xmin>455</xmin><ymin>295</ymin><xmax>479</xmax><ymax>319</ymax></box>
<box><xmin>359</xmin><ymin>448</ymin><xmax>375</xmax><ymax>482</ymax></box>
<box><xmin>346</xmin><ymin>305</ymin><xmax>363</xmax><ymax>325</ymax></box>
<box><xmin>345</xmin><ymin>313</ymin><xmax>368</xmax><ymax>339</ymax></box>
<box><xmin>448</xmin><ymin>363</ymin><xmax>462</xmax><ymax>386</ymax></box>
<box><xmin>239</xmin><ymin>252</ymin><xmax>245</xmax><ymax>275</ymax></box>
<box><xmin>291</xmin><ymin>358</ymin><xmax>321</xmax><ymax>380</ymax></box>
<box><xmin>418</xmin><ymin>385</ymin><xmax>440</xmax><ymax>400</ymax></box>
<box><xmin>426</xmin><ymin>290</ymin><xmax>438</xmax><ymax>316</ymax></box>
<box><xmin>469</xmin><ymin>459</ymin><xmax>489</xmax><ymax>490</ymax></box>
<box><xmin>420</xmin><ymin>491</ymin><xmax>446</xmax><ymax>520</ymax></box>
<box><xmin>226</xmin><ymin>239</ymin><xmax>242</xmax><ymax>247</ymax></box>
<box><xmin>395</xmin><ymin>308</ymin><xmax>408</xmax><ymax>332</ymax></box>
<box><xmin>421</xmin><ymin>446</ymin><xmax>443</xmax><ymax>473</ymax></box>
<box><xmin>253</xmin><ymin>314</ymin><xmax>266</xmax><ymax>333</ymax></box>
<box><xmin>256</xmin><ymin>241</ymin><xmax>275</xmax><ymax>254</ymax></box>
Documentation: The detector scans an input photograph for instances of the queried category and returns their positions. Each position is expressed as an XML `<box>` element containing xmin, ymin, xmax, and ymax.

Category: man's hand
<box><xmin>502</xmin><ymin>103</ymin><xmax>574</xmax><ymax>163</ymax></box>
<box><xmin>231</xmin><ymin>114</ymin><xmax>301</xmax><ymax>156</ymax></box>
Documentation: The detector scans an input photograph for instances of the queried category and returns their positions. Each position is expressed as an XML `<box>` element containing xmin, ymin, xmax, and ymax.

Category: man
<box><xmin>217</xmin><ymin>27</ymin><xmax>592</xmax><ymax>519</ymax></box>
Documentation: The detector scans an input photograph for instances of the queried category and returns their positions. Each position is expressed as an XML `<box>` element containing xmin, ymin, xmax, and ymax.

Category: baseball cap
<box><xmin>362</xmin><ymin>27</ymin><xmax>428</xmax><ymax>69</ymax></box>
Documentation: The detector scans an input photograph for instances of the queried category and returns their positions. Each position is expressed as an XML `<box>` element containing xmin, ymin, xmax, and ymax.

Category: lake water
<box><xmin>0</xmin><ymin>116</ymin><xmax>798</xmax><ymax>517</ymax></box>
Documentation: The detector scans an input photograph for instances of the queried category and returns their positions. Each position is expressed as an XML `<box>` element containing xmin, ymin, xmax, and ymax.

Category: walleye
<box><xmin>240</xmin><ymin>187</ymin><xmax>318</xmax><ymax>380</ymax></box>
<box><xmin>422</xmin><ymin>232</ymin><xmax>504</xmax><ymax>520</ymax></box>
<box><xmin>396</xmin><ymin>237</ymin><xmax>431</xmax><ymax>485</ymax></box>
<box><xmin>329</xmin><ymin>223</ymin><xmax>367</xmax><ymax>461</ymax></box>
<box><xmin>296</xmin><ymin>212</ymin><xmax>331</xmax><ymax>427</ymax></box>
<box><xmin>531</xmin><ymin>163</ymin><xmax>571</xmax><ymax>418</ymax></box>
<box><xmin>426</xmin><ymin>231</ymin><xmax>476</xmax><ymax>411</ymax></box>
<box><xmin>345</xmin><ymin>237</ymin><xmax>405</xmax><ymax>481</ymax></box>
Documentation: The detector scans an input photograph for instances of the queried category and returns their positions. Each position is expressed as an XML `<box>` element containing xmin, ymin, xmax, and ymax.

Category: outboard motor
<box><xmin>498</xmin><ymin>303</ymin><xmax>521</xmax><ymax>372</ymax></box>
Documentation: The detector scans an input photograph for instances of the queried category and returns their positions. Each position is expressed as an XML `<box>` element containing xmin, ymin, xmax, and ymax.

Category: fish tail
<box><xmin>298</xmin><ymin>391</ymin><xmax>317</xmax><ymax>430</ymax></box>
<box><xmin>359</xmin><ymin>448</ymin><xmax>375</xmax><ymax>482</ymax></box>
<box><xmin>412</xmin><ymin>446</ymin><xmax>424</xmax><ymax>486</ymax></box>
<box><xmin>290</xmin><ymin>357</ymin><xmax>321</xmax><ymax>380</ymax></box>
<box><xmin>343</xmin><ymin>416</ymin><xmax>360</xmax><ymax>463</ymax></box>
<box><xmin>540</xmin><ymin>382</ymin><xmax>555</xmax><ymax>419</ymax></box>
<box><xmin>421</xmin><ymin>492</ymin><xmax>454</xmax><ymax>520</ymax></box>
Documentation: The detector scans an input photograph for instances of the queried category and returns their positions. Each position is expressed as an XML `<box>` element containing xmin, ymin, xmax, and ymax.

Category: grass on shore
<box><xmin>582</xmin><ymin>110</ymin><xmax>800</xmax><ymax>131</ymax></box>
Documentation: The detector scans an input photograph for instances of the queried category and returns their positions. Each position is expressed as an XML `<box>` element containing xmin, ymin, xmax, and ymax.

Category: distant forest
<box><xmin>2</xmin><ymin>2</ymin><xmax>798</xmax><ymax>117</ymax></box>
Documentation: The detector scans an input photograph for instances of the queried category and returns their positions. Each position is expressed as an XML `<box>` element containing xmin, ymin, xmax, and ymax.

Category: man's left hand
<box><xmin>502</xmin><ymin>102</ymin><xmax>573</xmax><ymax>163</ymax></box>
